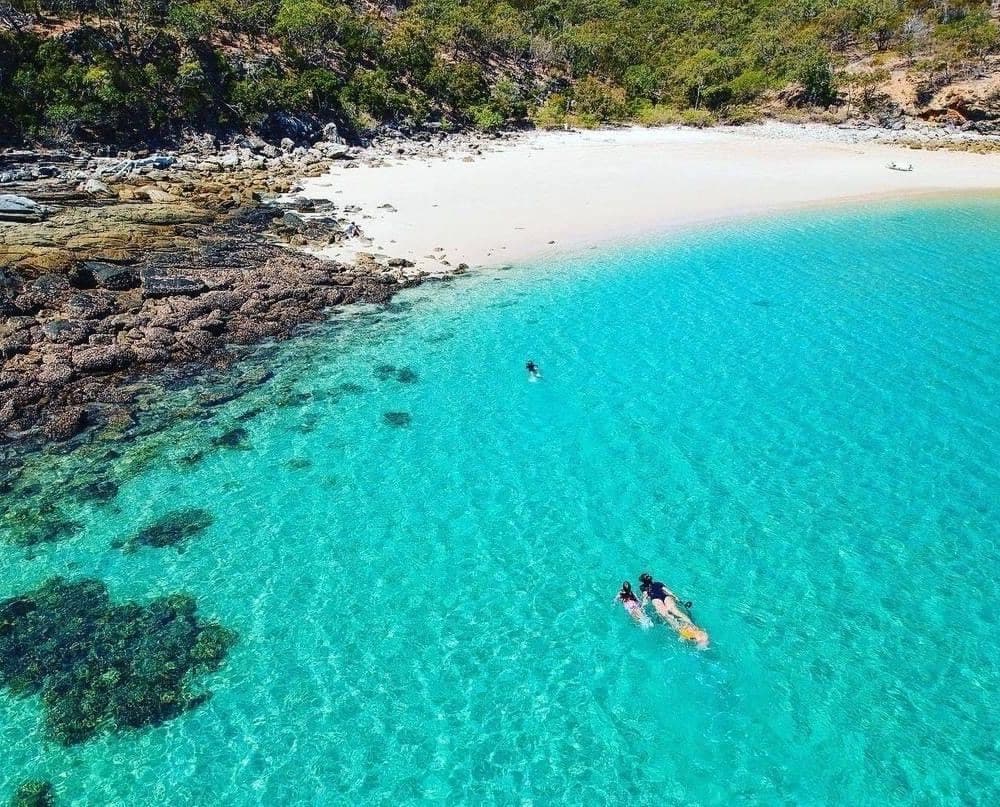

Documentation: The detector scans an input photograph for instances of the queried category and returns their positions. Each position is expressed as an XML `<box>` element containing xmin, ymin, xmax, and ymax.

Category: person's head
<box><xmin>621</xmin><ymin>581</ymin><xmax>632</xmax><ymax>593</ymax></box>
<box><xmin>639</xmin><ymin>573</ymin><xmax>652</xmax><ymax>586</ymax></box>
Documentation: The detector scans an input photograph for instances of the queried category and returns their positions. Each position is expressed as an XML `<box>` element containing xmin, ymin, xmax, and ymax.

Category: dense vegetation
<box><xmin>0</xmin><ymin>0</ymin><xmax>998</xmax><ymax>143</ymax></box>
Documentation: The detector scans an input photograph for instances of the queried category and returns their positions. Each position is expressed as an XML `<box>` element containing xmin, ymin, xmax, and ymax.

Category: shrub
<box><xmin>341</xmin><ymin>68</ymin><xmax>415</xmax><ymax>122</ymax></box>
<box><xmin>728</xmin><ymin>70</ymin><xmax>769</xmax><ymax>103</ymax></box>
<box><xmin>720</xmin><ymin>104</ymin><xmax>762</xmax><ymax>125</ymax></box>
<box><xmin>167</xmin><ymin>1</ymin><xmax>220</xmax><ymax>41</ymax></box>
<box><xmin>489</xmin><ymin>77</ymin><xmax>526</xmax><ymax>120</ymax></box>
<box><xmin>274</xmin><ymin>0</ymin><xmax>337</xmax><ymax>55</ymax></box>
<box><xmin>634</xmin><ymin>104</ymin><xmax>683</xmax><ymax>126</ymax></box>
<box><xmin>470</xmin><ymin>104</ymin><xmax>504</xmax><ymax>131</ymax></box>
<box><xmin>531</xmin><ymin>93</ymin><xmax>568</xmax><ymax>128</ymax></box>
<box><xmin>572</xmin><ymin>76</ymin><xmax>628</xmax><ymax>121</ymax></box>
<box><xmin>795</xmin><ymin>50</ymin><xmax>838</xmax><ymax>106</ymax></box>
<box><xmin>424</xmin><ymin>60</ymin><xmax>488</xmax><ymax>111</ymax></box>
<box><xmin>680</xmin><ymin>108</ymin><xmax>716</xmax><ymax>127</ymax></box>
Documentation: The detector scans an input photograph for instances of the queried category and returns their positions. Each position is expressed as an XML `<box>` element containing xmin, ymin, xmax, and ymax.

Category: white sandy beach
<box><xmin>302</xmin><ymin>125</ymin><xmax>1000</xmax><ymax>270</ymax></box>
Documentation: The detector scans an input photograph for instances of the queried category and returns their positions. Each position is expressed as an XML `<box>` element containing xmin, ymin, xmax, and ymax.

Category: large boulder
<box><xmin>140</xmin><ymin>267</ymin><xmax>207</xmax><ymax>298</ymax></box>
<box><xmin>70</xmin><ymin>345</ymin><xmax>134</xmax><ymax>373</ymax></box>
<box><xmin>261</xmin><ymin>111</ymin><xmax>320</xmax><ymax>144</ymax></box>
<box><xmin>40</xmin><ymin>319</ymin><xmax>91</xmax><ymax>345</ymax></box>
<box><xmin>0</xmin><ymin>267</ymin><xmax>23</xmax><ymax>295</ymax></box>
<box><xmin>80</xmin><ymin>178</ymin><xmax>112</xmax><ymax>197</ymax></box>
<box><xmin>312</xmin><ymin>141</ymin><xmax>350</xmax><ymax>159</ymax></box>
<box><xmin>0</xmin><ymin>194</ymin><xmax>50</xmax><ymax>223</ymax></box>
<box><xmin>42</xmin><ymin>405</ymin><xmax>86</xmax><ymax>441</ymax></box>
<box><xmin>321</xmin><ymin>122</ymin><xmax>345</xmax><ymax>144</ymax></box>
<box><xmin>64</xmin><ymin>291</ymin><xmax>116</xmax><ymax>320</ymax></box>
<box><xmin>83</xmin><ymin>261</ymin><xmax>140</xmax><ymax>291</ymax></box>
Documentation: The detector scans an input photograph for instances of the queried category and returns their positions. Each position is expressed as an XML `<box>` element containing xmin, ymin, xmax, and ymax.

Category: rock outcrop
<box><xmin>0</xmin><ymin>151</ymin><xmax>431</xmax><ymax>452</ymax></box>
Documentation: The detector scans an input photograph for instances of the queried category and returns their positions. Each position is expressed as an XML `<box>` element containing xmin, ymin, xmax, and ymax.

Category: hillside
<box><xmin>1</xmin><ymin>0</ymin><xmax>999</xmax><ymax>145</ymax></box>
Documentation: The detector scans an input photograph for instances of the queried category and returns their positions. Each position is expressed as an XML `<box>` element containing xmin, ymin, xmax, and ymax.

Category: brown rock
<box><xmin>38</xmin><ymin>363</ymin><xmax>74</xmax><ymax>385</ymax></box>
<box><xmin>42</xmin><ymin>405</ymin><xmax>85</xmax><ymax>441</ymax></box>
<box><xmin>71</xmin><ymin>345</ymin><xmax>134</xmax><ymax>373</ymax></box>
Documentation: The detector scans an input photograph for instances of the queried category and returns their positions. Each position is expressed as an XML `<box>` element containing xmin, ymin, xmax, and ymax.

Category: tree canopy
<box><xmin>0</xmin><ymin>0</ymin><xmax>997</xmax><ymax>142</ymax></box>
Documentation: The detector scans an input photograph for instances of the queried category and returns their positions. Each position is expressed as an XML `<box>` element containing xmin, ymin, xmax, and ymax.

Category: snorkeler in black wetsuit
<box><xmin>639</xmin><ymin>573</ymin><xmax>671</xmax><ymax>604</ymax></box>
<box><xmin>639</xmin><ymin>572</ymin><xmax>708</xmax><ymax>646</ymax></box>
<box><xmin>639</xmin><ymin>572</ymin><xmax>691</xmax><ymax>616</ymax></box>
<box><xmin>525</xmin><ymin>360</ymin><xmax>540</xmax><ymax>379</ymax></box>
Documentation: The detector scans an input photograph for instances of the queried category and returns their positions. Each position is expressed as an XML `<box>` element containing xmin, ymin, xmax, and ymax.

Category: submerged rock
<box><xmin>212</xmin><ymin>427</ymin><xmax>250</xmax><ymax>449</ymax></box>
<box><xmin>374</xmin><ymin>364</ymin><xmax>418</xmax><ymax>384</ymax></box>
<box><xmin>128</xmin><ymin>507</ymin><xmax>215</xmax><ymax>550</ymax></box>
<box><xmin>0</xmin><ymin>505</ymin><xmax>81</xmax><ymax>547</ymax></box>
<box><xmin>382</xmin><ymin>411</ymin><xmax>412</xmax><ymax>428</ymax></box>
<box><xmin>0</xmin><ymin>577</ymin><xmax>236</xmax><ymax>746</ymax></box>
<box><xmin>178</xmin><ymin>450</ymin><xmax>205</xmax><ymax>466</ymax></box>
<box><xmin>9</xmin><ymin>780</ymin><xmax>55</xmax><ymax>807</ymax></box>
<box><xmin>69</xmin><ymin>478</ymin><xmax>119</xmax><ymax>503</ymax></box>
<box><xmin>374</xmin><ymin>363</ymin><xmax>397</xmax><ymax>381</ymax></box>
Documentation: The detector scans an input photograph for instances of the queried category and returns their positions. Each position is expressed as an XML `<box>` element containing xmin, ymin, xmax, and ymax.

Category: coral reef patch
<box><xmin>382</xmin><ymin>411</ymin><xmax>412</xmax><ymax>427</ymax></box>
<box><xmin>125</xmin><ymin>508</ymin><xmax>215</xmax><ymax>551</ymax></box>
<box><xmin>9</xmin><ymin>780</ymin><xmax>54</xmax><ymax>807</ymax></box>
<box><xmin>212</xmin><ymin>427</ymin><xmax>250</xmax><ymax>449</ymax></box>
<box><xmin>374</xmin><ymin>364</ymin><xmax>419</xmax><ymax>384</ymax></box>
<box><xmin>0</xmin><ymin>578</ymin><xmax>236</xmax><ymax>746</ymax></box>
<box><xmin>374</xmin><ymin>363</ymin><xmax>398</xmax><ymax>381</ymax></box>
<box><xmin>0</xmin><ymin>504</ymin><xmax>80</xmax><ymax>547</ymax></box>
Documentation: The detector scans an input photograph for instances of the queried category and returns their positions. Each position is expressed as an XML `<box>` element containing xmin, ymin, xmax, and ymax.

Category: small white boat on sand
<box><xmin>887</xmin><ymin>161</ymin><xmax>914</xmax><ymax>172</ymax></box>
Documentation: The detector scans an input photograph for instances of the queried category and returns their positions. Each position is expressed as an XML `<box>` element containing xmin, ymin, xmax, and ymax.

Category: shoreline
<box><xmin>2</xmin><ymin>120</ymin><xmax>1000</xmax><ymax>460</ymax></box>
<box><xmin>301</xmin><ymin>124</ymin><xmax>1000</xmax><ymax>272</ymax></box>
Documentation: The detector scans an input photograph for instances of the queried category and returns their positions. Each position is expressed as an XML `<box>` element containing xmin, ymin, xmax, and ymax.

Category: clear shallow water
<box><xmin>2</xmin><ymin>199</ymin><xmax>999</xmax><ymax>804</ymax></box>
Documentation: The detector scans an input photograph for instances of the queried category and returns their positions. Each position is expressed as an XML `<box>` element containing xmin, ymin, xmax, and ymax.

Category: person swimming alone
<box><xmin>525</xmin><ymin>360</ymin><xmax>541</xmax><ymax>380</ymax></box>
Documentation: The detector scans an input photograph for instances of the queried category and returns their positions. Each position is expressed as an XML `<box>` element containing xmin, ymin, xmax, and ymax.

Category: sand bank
<box><xmin>302</xmin><ymin>125</ymin><xmax>1000</xmax><ymax>270</ymax></box>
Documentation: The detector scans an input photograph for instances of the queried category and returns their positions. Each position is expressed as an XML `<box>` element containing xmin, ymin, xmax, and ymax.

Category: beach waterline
<box><xmin>2</xmin><ymin>198</ymin><xmax>999</xmax><ymax>804</ymax></box>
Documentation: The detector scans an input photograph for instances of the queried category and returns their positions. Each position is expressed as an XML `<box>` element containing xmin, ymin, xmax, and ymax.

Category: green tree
<box><xmin>795</xmin><ymin>50</ymin><xmax>838</xmax><ymax>105</ymax></box>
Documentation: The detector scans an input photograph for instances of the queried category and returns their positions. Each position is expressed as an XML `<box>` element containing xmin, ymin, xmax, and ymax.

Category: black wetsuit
<box><xmin>640</xmin><ymin>580</ymin><xmax>669</xmax><ymax>602</ymax></box>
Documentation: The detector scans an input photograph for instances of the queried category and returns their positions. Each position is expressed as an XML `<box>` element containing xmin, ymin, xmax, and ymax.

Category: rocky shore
<box><xmin>0</xmin><ymin>125</ymin><xmax>506</xmax><ymax>458</ymax></box>
<box><xmin>2</xmin><ymin>116</ymin><xmax>993</xmax><ymax>462</ymax></box>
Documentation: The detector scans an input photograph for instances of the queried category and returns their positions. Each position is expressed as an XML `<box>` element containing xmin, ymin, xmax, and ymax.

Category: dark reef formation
<box><xmin>8</xmin><ymin>781</ymin><xmax>54</xmax><ymax>807</ymax></box>
<box><xmin>374</xmin><ymin>364</ymin><xmax>419</xmax><ymax>384</ymax></box>
<box><xmin>0</xmin><ymin>578</ymin><xmax>236</xmax><ymax>745</ymax></box>
<box><xmin>212</xmin><ymin>427</ymin><xmax>250</xmax><ymax>450</ymax></box>
<box><xmin>374</xmin><ymin>363</ymin><xmax>398</xmax><ymax>381</ymax></box>
<box><xmin>382</xmin><ymin>411</ymin><xmax>412</xmax><ymax>427</ymax></box>
<box><xmin>124</xmin><ymin>508</ymin><xmax>215</xmax><ymax>551</ymax></box>
<box><xmin>0</xmin><ymin>502</ymin><xmax>81</xmax><ymax>547</ymax></box>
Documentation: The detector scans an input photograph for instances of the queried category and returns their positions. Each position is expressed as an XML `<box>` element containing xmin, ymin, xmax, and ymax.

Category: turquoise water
<box><xmin>2</xmin><ymin>199</ymin><xmax>999</xmax><ymax>804</ymax></box>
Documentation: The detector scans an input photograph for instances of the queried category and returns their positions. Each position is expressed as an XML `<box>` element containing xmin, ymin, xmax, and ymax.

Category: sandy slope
<box><xmin>302</xmin><ymin>125</ymin><xmax>1000</xmax><ymax>270</ymax></box>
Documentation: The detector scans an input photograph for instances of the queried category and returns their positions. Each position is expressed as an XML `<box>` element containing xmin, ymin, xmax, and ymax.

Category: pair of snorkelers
<box><xmin>617</xmin><ymin>573</ymin><xmax>709</xmax><ymax>647</ymax></box>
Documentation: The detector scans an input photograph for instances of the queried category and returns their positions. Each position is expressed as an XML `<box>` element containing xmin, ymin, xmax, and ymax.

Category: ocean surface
<box><xmin>2</xmin><ymin>198</ymin><xmax>999</xmax><ymax>805</ymax></box>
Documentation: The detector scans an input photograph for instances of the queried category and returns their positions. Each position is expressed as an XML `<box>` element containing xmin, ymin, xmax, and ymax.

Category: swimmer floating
<box><xmin>617</xmin><ymin>573</ymin><xmax>709</xmax><ymax>648</ymax></box>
